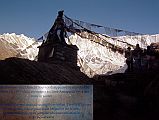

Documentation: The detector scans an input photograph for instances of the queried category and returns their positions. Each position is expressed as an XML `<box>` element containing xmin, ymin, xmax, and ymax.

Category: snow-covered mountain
<box><xmin>0</xmin><ymin>33</ymin><xmax>159</xmax><ymax>77</ymax></box>
<box><xmin>68</xmin><ymin>33</ymin><xmax>159</xmax><ymax>77</ymax></box>
<box><xmin>0</xmin><ymin>33</ymin><xmax>41</xmax><ymax>60</ymax></box>
<box><xmin>68</xmin><ymin>34</ymin><xmax>126</xmax><ymax>77</ymax></box>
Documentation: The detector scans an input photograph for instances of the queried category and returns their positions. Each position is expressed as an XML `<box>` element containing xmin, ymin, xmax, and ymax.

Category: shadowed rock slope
<box><xmin>0</xmin><ymin>57</ymin><xmax>91</xmax><ymax>84</ymax></box>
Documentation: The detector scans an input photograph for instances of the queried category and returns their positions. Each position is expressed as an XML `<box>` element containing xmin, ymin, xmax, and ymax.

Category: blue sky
<box><xmin>0</xmin><ymin>0</ymin><xmax>159</xmax><ymax>39</ymax></box>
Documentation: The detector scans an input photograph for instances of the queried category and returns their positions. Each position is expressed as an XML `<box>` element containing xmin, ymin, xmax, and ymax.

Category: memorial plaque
<box><xmin>0</xmin><ymin>85</ymin><xmax>93</xmax><ymax>120</ymax></box>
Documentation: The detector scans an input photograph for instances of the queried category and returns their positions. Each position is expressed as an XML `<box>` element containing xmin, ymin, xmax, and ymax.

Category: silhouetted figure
<box><xmin>146</xmin><ymin>45</ymin><xmax>155</xmax><ymax>70</ymax></box>
<box><xmin>133</xmin><ymin>44</ymin><xmax>143</xmax><ymax>70</ymax></box>
<box><xmin>125</xmin><ymin>47</ymin><xmax>133</xmax><ymax>71</ymax></box>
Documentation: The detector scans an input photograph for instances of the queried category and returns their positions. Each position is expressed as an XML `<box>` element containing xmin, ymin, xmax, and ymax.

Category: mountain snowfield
<box><xmin>0</xmin><ymin>33</ymin><xmax>159</xmax><ymax>77</ymax></box>
<box><xmin>68</xmin><ymin>34</ymin><xmax>126</xmax><ymax>77</ymax></box>
<box><xmin>68</xmin><ymin>33</ymin><xmax>159</xmax><ymax>77</ymax></box>
<box><xmin>0</xmin><ymin>33</ymin><xmax>41</xmax><ymax>60</ymax></box>
<box><xmin>116</xmin><ymin>34</ymin><xmax>159</xmax><ymax>49</ymax></box>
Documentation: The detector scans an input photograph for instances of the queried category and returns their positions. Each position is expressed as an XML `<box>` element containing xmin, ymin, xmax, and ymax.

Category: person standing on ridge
<box><xmin>132</xmin><ymin>44</ymin><xmax>143</xmax><ymax>70</ymax></box>
<box><xmin>125</xmin><ymin>47</ymin><xmax>133</xmax><ymax>71</ymax></box>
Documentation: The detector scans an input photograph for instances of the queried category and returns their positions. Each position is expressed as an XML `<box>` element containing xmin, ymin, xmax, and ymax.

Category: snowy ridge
<box><xmin>0</xmin><ymin>33</ymin><xmax>41</xmax><ymax>60</ymax></box>
<box><xmin>116</xmin><ymin>34</ymin><xmax>159</xmax><ymax>49</ymax></box>
<box><xmin>69</xmin><ymin>33</ymin><xmax>159</xmax><ymax>77</ymax></box>
<box><xmin>69</xmin><ymin>34</ymin><xmax>126</xmax><ymax>77</ymax></box>
<box><xmin>0</xmin><ymin>33</ymin><xmax>35</xmax><ymax>50</ymax></box>
<box><xmin>99</xmin><ymin>34</ymin><xmax>159</xmax><ymax>50</ymax></box>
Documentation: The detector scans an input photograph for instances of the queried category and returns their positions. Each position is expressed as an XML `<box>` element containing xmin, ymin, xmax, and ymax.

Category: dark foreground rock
<box><xmin>1</xmin><ymin>57</ymin><xmax>159</xmax><ymax>120</ymax></box>
<box><xmin>0</xmin><ymin>57</ymin><xmax>91</xmax><ymax>84</ymax></box>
